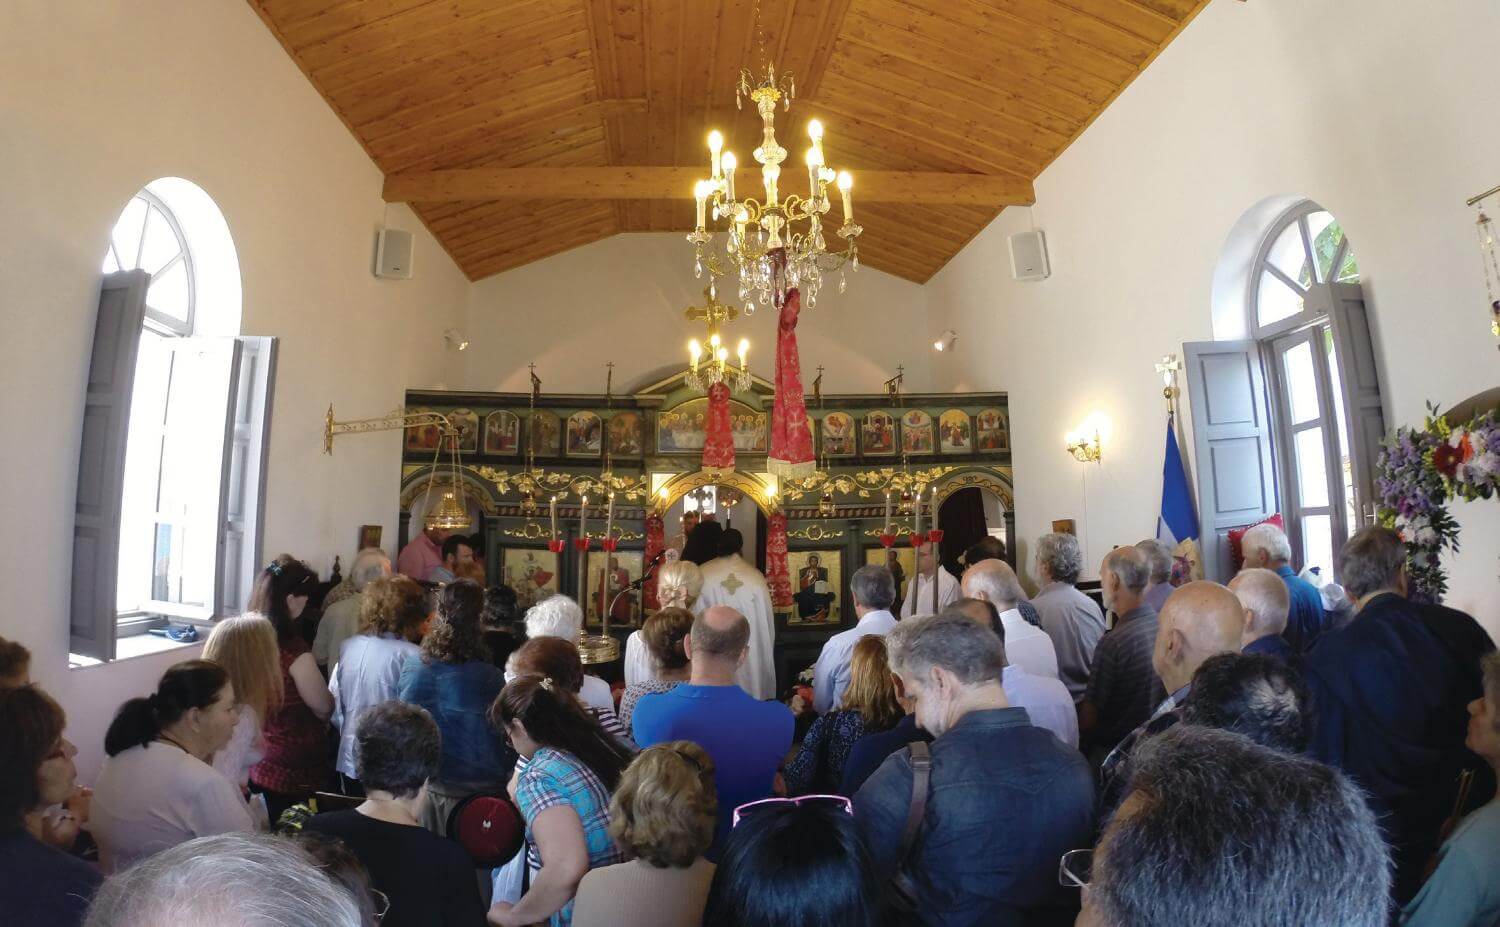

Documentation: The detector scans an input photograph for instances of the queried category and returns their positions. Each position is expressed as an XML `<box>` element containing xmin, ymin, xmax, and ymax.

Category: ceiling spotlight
<box><xmin>444</xmin><ymin>328</ymin><xmax>470</xmax><ymax>352</ymax></box>
<box><xmin>933</xmin><ymin>329</ymin><xmax>957</xmax><ymax>352</ymax></box>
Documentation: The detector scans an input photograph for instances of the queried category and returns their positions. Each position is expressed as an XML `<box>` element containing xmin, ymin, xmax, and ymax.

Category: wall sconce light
<box><xmin>1065</xmin><ymin>412</ymin><xmax>1108</xmax><ymax>463</ymax></box>
<box><xmin>444</xmin><ymin>328</ymin><xmax>470</xmax><ymax>352</ymax></box>
<box><xmin>932</xmin><ymin>329</ymin><xmax>958</xmax><ymax>352</ymax></box>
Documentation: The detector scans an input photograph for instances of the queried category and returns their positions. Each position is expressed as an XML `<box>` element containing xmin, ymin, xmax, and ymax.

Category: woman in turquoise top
<box><xmin>488</xmin><ymin>675</ymin><xmax>634</xmax><ymax>927</ymax></box>
<box><xmin>1402</xmin><ymin>652</ymin><xmax>1500</xmax><ymax>927</ymax></box>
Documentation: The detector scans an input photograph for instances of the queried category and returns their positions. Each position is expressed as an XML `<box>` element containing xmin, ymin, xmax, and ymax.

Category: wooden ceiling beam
<box><xmin>383</xmin><ymin>167</ymin><xmax>1036</xmax><ymax>206</ymax></box>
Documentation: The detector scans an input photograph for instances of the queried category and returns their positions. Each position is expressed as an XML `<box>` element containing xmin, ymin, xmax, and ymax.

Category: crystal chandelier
<box><xmin>684</xmin><ymin>280</ymin><xmax>750</xmax><ymax>392</ymax></box>
<box><xmin>687</xmin><ymin>62</ymin><xmax>861</xmax><ymax>312</ymax></box>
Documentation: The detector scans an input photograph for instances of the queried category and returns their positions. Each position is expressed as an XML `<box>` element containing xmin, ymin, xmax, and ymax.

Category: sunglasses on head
<box><xmin>731</xmin><ymin>794</ymin><xmax>853</xmax><ymax>828</ymax></box>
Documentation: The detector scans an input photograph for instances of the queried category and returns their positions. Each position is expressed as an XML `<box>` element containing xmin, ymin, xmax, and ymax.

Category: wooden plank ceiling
<box><xmin>248</xmin><ymin>0</ymin><xmax>1210</xmax><ymax>283</ymax></box>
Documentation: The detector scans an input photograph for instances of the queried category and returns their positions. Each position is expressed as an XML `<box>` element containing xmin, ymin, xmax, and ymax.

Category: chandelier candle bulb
<box><xmin>579</xmin><ymin>495</ymin><xmax>588</xmax><ymax>540</ymax></box>
<box><xmin>884</xmin><ymin>492</ymin><xmax>893</xmax><ymax>535</ymax></box>
<box><xmin>550</xmin><ymin>495</ymin><xmax>559</xmax><ymax>541</ymax></box>
<box><xmin>763</xmin><ymin>162</ymin><xmax>780</xmax><ymax>206</ymax></box>
<box><xmin>605</xmin><ymin>492</ymin><xmax>615</xmax><ymax>544</ymax></box>
<box><xmin>708</xmin><ymin>131</ymin><xmax>724</xmax><ymax>179</ymax></box>
<box><xmin>837</xmin><ymin>172</ymin><xmax>854</xmax><ymax>223</ymax></box>
<box><xmin>694</xmin><ymin>181</ymin><xmax>710</xmax><ymax>230</ymax></box>
<box><xmin>722</xmin><ymin>151</ymin><xmax>737</xmax><ymax>201</ymax></box>
<box><xmin>805</xmin><ymin>149</ymin><xmax>822</xmax><ymax>204</ymax></box>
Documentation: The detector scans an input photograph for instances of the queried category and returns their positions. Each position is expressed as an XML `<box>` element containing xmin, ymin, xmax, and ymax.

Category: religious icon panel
<box><xmin>566</xmin><ymin>411</ymin><xmax>603</xmax><ymax>456</ymax></box>
<box><xmin>787</xmin><ymin>549</ymin><xmax>841</xmax><ymax>626</ymax></box>
<box><xmin>865</xmin><ymin>545</ymin><xmax>915</xmax><ymax>614</ymax></box>
<box><xmin>585</xmin><ymin>550</ymin><xmax>643</xmax><ymax>627</ymax></box>
<box><xmin>938</xmin><ymin>410</ymin><xmax>972</xmax><ymax>454</ymax></box>
<box><xmin>902</xmin><ymin>410</ymin><xmax>934</xmax><ymax>455</ymax></box>
<box><xmin>607</xmin><ymin>412</ymin><xmax>643</xmax><ymax>457</ymax></box>
<box><xmin>657</xmin><ymin>398</ymin><xmax>767</xmax><ymax>454</ymax></box>
<box><xmin>404</xmin><ymin>408</ymin><xmax>443</xmax><ymax>452</ymax></box>
<box><xmin>862</xmin><ymin>411</ymin><xmax>896</xmax><ymax>456</ymax></box>
<box><xmin>529</xmin><ymin>410</ymin><xmax>561</xmax><ymax>456</ymax></box>
<box><xmin>976</xmin><ymin>407</ymin><xmax>1009</xmax><ymax>451</ymax></box>
<box><xmin>821</xmin><ymin>411</ymin><xmax>856</xmax><ymax>457</ymax></box>
<box><xmin>449</xmin><ymin>409</ymin><xmax>480</xmax><ymax>454</ymax></box>
<box><xmin>501</xmin><ymin>548</ymin><xmax>559</xmax><ymax>611</ymax></box>
<box><xmin>483</xmin><ymin>411</ymin><xmax>520</xmax><ymax>456</ymax></box>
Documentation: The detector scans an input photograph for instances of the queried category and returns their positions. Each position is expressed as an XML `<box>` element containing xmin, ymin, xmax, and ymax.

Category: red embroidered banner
<box><xmin>642</xmin><ymin>513</ymin><xmax>665</xmax><ymax>610</ymax></box>
<box><xmin>701</xmin><ymin>380</ymin><xmax>736</xmax><ymax>472</ymax></box>
<box><xmin>766</xmin><ymin>512</ymin><xmax>792</xmax><ymax>608</ymax></box>
<box><xmin>767</xmin><ymin>285</ymin><xmax>814</xmax><ymax>478</ymax></box>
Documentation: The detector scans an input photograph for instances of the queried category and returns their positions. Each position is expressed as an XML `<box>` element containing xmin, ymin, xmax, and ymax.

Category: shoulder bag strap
<box><xmin>889</xmin><ymin>740</ymin><xmax>932</xmax><ymax>913</ymax></box>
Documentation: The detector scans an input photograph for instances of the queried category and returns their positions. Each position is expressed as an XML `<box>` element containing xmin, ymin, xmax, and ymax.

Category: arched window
<box><xmin>71</xmin><ymin>179</ymin><xmax>273</xmax><ymax>661</ymax></box>
<box><xmin>1248</xmin><ymin>203</ymin><xmax>1382</xmax><ymax>579</ymax></box>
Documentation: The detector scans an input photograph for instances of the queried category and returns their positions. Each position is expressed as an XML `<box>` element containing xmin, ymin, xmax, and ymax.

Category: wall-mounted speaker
<box><xmin>374</xmin><ymin>228</ymin><xmax>413</xmax><ymax>280</ymax></box>
<box><xmin>1008</xmin><ymin>229</ymin><xmax>1050</xmax><ymax>282</ymax></box>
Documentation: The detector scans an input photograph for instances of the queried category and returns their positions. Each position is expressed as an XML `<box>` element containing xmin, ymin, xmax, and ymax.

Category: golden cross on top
<box><xmin>1155</xmin><ymin>354</ymin><xmax>1183</xmax><ymax>409</ymax></box>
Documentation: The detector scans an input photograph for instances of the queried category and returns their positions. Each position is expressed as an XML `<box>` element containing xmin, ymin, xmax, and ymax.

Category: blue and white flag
<box><xmin>1157</xmin><ymin>413</ymin><xmax>1203</xmax><ymax>583</ymax></box>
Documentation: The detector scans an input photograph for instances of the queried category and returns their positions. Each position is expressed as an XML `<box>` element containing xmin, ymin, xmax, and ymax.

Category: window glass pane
<box><xmin>117</xmin><ymin>331</ymin><xmax>172</xmax><ymax>613</ymax></box>
<box><xmin>111</xmin><ymin>197</ymin><xmax>147</xmax><ymax>270</ymax></box>
<box><xmin>1282</xmin><ymin>340</ymin><xmax>1321</xmax><ymax>425</ymax></box>
<box><xmin>1257</xmin><ymin>271</ymin><xmax>1305</xmax><ymax>327</ymax></box>
<box><xmin>102</xmin><ymin>249</ymin><xmax>120</xmax><ymax>274</ymax></box>
<box><xmin>148</xmin><ymin>259</ymin><xmax>190</xmax><ymax>325</ymax></box>
<box><xmin>1325</xmin><ymin>328</ymin><xmax>1357</xmax><ymax>534</ymax></box>
<box><xmin>1306</xmin><ymin>212</ymin><xmax>1341</xmax><ymax>283</ymax></box>
<box><xmin>1295</xmin><ymin>427</ymin><xmax>1331</xmax><ymax>508</ymax></box>
<box><xmin>1302</xmin><ymin>514</ymin><xmax>1334</xmax><ymax>579</ymax></box>
<box><xmin>1336</xmin><ymin>243</ymin><xmax>1360</xmax><ymax>282</ymax></box>
<box><xmin>1266</xmin><ymin>222</ymin><xmax>1312</xmax><ymax>288</ymax></box>
<box><xmin>138</xmin><ymin>206</ymin><xmax>183</xmax><ymax>276</ymax></box>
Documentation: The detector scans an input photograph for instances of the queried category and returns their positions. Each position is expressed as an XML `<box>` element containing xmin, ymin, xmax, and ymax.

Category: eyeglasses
<box><xmin>371</xmin><ymin>889</ymin><xmax>390</xmax><ymax>923</ymax></box>
<box><xmin>731</xmin><ymin>794</ymin><xmax>853</xmax><ymax>827</ymax></box>
<box><xmin>1058</xmin><ymin>848</ymin><xmax>1092</xmax><ymax>889</ymax></box>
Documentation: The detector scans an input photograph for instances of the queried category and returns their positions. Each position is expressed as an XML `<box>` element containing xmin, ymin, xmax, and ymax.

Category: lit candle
<box><xmin>931</xmin><ymin>486</ymin><xmax>939</xmax><ymax>533</ymax></box>
<box><xmin>805</xmin><ymin>148</ymin><xmax>822</xmax><ymax>205</ymax></box>
<box><xmin>837</xmin><ymin>171</ymin><xmax>853</xmax><ymax>223</ymax></box>
<box><xmin>737</xmin><ymin>338</ymin><xmax>749</xmax><ymax>375</ymax></box>
<box><xmin>808</xmin><ymin>119</ymin><xmax>824</xmax><ymax>160</ymax></box>
<box><xmin>694</xmin><ymin>180</ymin><xmax>710</xmax><ymax>230</ymax></box>
<box><xmin>884</xmin><ymin>492</ymin><xmax>893</xmax><ymax>535</ymax></box>
<box><xmin>733</xmin><ymin>205</ymin><xmax>749</xmax><ymax>244</ymax></box>
<box><xmin>550</xmin><ymin>495</ymin><xmax>559</xmax><ymax>541</ymax></box>
<box><xmin>763</xmin><ymin>162</ymin><xmax>780</xmax><ymax>206</ymax></box>
<box><xmin>689</xmin><ymin>339</ymin><xmax>702</xmax><ymax>373</ymax></box>
<box><xmin>721</xmin><ymin>151</ymin><xmax>736</xmax><ymax>201</ymax></box>
<box><xmin>605</xmin><ymin>492</ymin><xmax>615</xmax><ymax>546</ymax></box>
<box><xmin>708</xmin><ymin>131</ymin><xmax>724</xmax><ymax>180</ymax></box>
<box><xmin>579</xmin><ymin>495</ymin><xmax>588</xmax><ymax>541</ymax></box>
<box><xmin>913</xmin><ymin>486</ymin><xmax>924</xmax><ymax>542</ymax></box>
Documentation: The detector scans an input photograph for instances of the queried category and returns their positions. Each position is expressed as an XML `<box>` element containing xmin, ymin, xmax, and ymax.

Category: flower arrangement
<box><xmin>1376</xmin><ymin>403</ymin><xmax>1500</xmax><ymax>602</ymax></box>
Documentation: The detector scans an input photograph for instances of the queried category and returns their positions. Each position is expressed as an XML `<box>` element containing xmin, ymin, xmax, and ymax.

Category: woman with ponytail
<box><xmin>90</xmin><ymin>660</ymin><xmax>254</xmax><ymax>872</ymax></box>
<box><xmin>487</xmin><ymin>676</ymin><xmax>633</xmax><ymax>927</ymax></box>
<box><xmin>245</xmin><ymin>558</ymin><xmax>333</xmax><ymax>821</ymax></box>
<box><xmin>623</xmin><ymin>560</ymin><xmax>702</xmax><ymax>687</ymax></box>
<box><xmin>618</xmin><ymin>607</ymin><xmax>693</xmax><ymax>734</ymax></box>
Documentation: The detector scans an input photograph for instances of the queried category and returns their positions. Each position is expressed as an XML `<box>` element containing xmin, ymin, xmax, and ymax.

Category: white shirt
<box><xmin>1002</xmin><ymin>664</ymin><xmax>1078</xmax><ymax>748</ymax></box>
<box><xmin>623</xmin><ymin>631</ymin><xmax>654</xmax><ymax>687</ymax></box>
<box><xmin>693</xmin><ymin>554</ymin><xmax>778</xmax><ymax>700</ymax></box>
<box><xmin>580</xmin><ymin>674</ymin><xmax>616</xmax><ymax>715</ymax></box>
<box><xmin>812</xmin><ymin>609</ymin><xmax>898</xmax><ymax>714</ymax></box>
<box><xmin>329</xmin><ymin>634</ymin><xmax>421</xmax><ymax>777</ymax></box>
<box><xmin>998</xmin><ymin>608</ymin><xmax>1060</xmax><ymax>680</ymax></box>
<box><xmin>91</xmin><ymin>741</ymin><xmax>255</xmax><ymax>873</ymax></box>
<box><xmin>901</xmin><ymin>567</ymin><xmax>960</xmax><ymax>618</ymax></box>
<box><xmin>211</xmin><ymin>708</ymin><xmax>264</xmax><ymax>790</ymax></box>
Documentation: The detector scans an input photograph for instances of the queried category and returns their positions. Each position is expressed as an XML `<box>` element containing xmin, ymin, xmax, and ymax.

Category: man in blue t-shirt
<box><xmin>1241</xmin><ymin>523</ymin><xmax>1327</xmax><ymax>652</ymax></box>
<box><xmin>632</xmin><ymin>605</ymin><xmax>793</xmax><ymax>856</ymax></box>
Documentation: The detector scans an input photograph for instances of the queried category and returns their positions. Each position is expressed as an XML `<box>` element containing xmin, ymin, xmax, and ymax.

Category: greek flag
<box><xmin>1157</xmin><ymin>414</ymin><xmax>1202</xmax><ymax>583</ymax></box>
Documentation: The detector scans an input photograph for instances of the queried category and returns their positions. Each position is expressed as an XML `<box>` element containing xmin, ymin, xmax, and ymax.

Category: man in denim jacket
<box><xmin>852</xmin><ymin>612</ymin><xmax>1095</xmax><ymax>925</ymax></box>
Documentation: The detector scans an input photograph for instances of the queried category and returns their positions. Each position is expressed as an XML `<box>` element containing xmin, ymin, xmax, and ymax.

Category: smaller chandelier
<box><xmin>688</xmin><ymin>62</ymin><xmax>860</xmax><ymax>312</ymax></box>
<box><xmin>687</xmin><ymin>330</ymin><xmax>750</xmax><ymax>393</ymax></box>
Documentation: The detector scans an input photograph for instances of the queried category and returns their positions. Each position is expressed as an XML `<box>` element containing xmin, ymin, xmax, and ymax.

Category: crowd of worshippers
<box><xmin>4</xmin><ymin>519</ymin><xmax>1499</xmax><ymax>927</ymax></box>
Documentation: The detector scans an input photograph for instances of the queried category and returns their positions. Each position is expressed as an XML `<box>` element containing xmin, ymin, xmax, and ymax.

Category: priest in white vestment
<box><xmin>693</xmin><ymin>528</ymin><xmax>777</xmax><ymax>699</ymax></box>
<box><xmin>902</xmin><ymin>541</ymin><xmax>961</xmax><ymax>618</ymax></box>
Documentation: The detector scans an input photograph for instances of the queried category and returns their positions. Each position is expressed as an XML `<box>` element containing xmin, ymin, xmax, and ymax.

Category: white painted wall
<box><xmin>1</xmin><ymin>0</ymin><xmax>469</xmax><ymax>782</ymax></box>
<box><xmin>461</xmin><ymin>233</ymin><xmax>932</xmax><ymax>394</ymax></box>
<box><xmin>927</xmin><ymin>0</ymin><xmax>1500</xmax><ymax>636</ymax></box>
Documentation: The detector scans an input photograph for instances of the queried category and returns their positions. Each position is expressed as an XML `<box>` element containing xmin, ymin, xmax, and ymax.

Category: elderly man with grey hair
<box><xmin>1076</xmin><ymin>725</ymin><xmax>1389</xmax><ymax>927</ymax></box>
<box><xmin>84</xmin><ymin>832</ymin><xmax>366</xmax><ymax>927</ymax></box>
<box><xmin>960</xmin><ymin>558</ymin><xmax>1060</xmax><ymax>680</ymax></box>
<box><xmin>313</xmin><ymin>547</ymin><xmax>391</xmax><ymax>667</ymax></box>
<box><xmin>1240</xmin><ymin>522</ymin><xmax>1328</xmax><ymax>651</ymax></box>
<box><xmin>1228</xmin><ymin>567</ymin><xmax>1292</xmax><ymax>660</ymax></box>
<box><xmin>810</xmin><ymin>564</ymin><xmax>898</xmax><ymax>714</ymax></box>
<box><xmin>1031</xmin><ymin>532</ymin><xmax>1106</xmax><ymax>703</ymax></box>
<box><xmin>1078</xmin><ymin>546</ymin><xmax>1165</xmax><ymax>760</ymax></box>
<box><xmin>1304</xmin><ymin>526</ymin><xmax>1495</xmax><ymax>907</ymax></box>
<box><xmin>523</xmin><ymin>594</ymin><xmax>614</xmax><ymax>715</ymax></box>
<box><xmin>1135</xmin><ymin>538</ymin><xmax>1175</xmax><ymax>613</ymax></box>
<box><xmin>853</xmin><ymin>612</ymin><xmax>1093</xmax><ymax>923</ymax></box>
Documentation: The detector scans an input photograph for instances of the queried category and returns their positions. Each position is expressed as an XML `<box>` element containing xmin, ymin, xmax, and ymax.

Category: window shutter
<box><xmin>219</xmin><ymin>337</ymin><xmax>277</xmax><ymax>616</ymax></box>
<box><xmin>71</xmin><ymin>271</ymin><xmax>150</xmax><ymax>660</ymax></box>
<box><xmin>1183</xmin><ymin>339</ymin><xmax>1279</xmax><ymax>582</ymax></box>
<box><xmin>1327</xmin><ymin>283</ymin><xmax>1386</xmax><ymax>530</ymax></box>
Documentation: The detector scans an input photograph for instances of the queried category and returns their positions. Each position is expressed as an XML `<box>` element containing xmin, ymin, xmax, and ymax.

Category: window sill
<box><xmin>69</xmin><ymin>633</ymin><xmax>202</xmax><ymax>669</ymax></box>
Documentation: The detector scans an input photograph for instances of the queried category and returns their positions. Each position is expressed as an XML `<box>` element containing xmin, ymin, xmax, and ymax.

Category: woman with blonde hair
<box><xmin>624</xmin><ymin>560</ymin><xmax>702</xmax><ymax>687</ymax></box>
<box><xmin>202</xmin><ymin>615</ymin><xmax>282</xmax><ymax>800</ymax></box>
<box><xmin>783</xmin><ymin>635</ymin><xmax>903</xmax><ymax>795</ymax></box>
<box><xmin>329</xmin><ymin>575</ymin><xmax>429</xmax><ymax>794</ymax></box>
<box><xmin>572</xmin><ymin>742</ymin><xmax>717</xmax><ymax>927</ymax></box>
